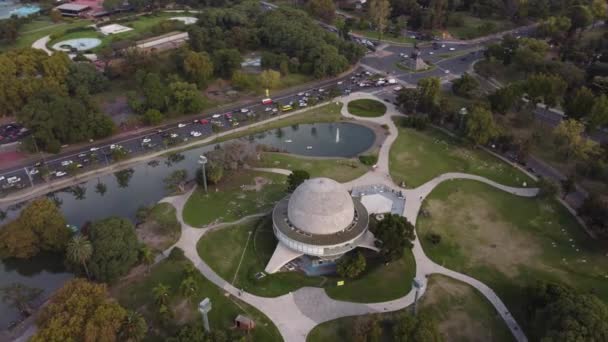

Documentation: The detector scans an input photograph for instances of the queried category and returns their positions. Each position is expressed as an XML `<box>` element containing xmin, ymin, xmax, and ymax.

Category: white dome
<box><xmin>287</xmin><ymin>178</ymin><xmax>355</xmax><ymax>235</ymax></box>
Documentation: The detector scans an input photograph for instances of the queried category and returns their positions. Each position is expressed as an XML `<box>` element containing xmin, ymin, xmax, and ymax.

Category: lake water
<box><xmin>0</xmin><ymin>122</ymin><xmax>375</xmax><ymax>329</ymax></box>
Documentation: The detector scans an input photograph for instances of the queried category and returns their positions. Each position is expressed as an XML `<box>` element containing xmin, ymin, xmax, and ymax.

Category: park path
<box><xmin>159</xmin><ymin>92</ymin><xmax>532</xmax><ymax>342</ymax></box>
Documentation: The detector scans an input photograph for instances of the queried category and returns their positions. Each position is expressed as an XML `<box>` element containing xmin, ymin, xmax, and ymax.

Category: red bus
<box><xmin>262</xmin><ymin>98</ymin><xmax>273</xmax><ymax>105</ymax></box>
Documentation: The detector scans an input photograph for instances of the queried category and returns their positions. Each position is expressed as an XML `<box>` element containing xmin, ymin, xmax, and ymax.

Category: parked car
<box><xmin>190</xmin><ymin>131</ymin><xmax>202</xmax><ymax>137</ymax></box>
<box><xmin>178</xmin><ymin>123</ymin><xmax>187</xmax><ymax>128</ymax></box>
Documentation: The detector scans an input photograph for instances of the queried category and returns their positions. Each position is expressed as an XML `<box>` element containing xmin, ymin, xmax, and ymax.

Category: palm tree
<box><xmin>119</xmin><ymin>311</ymin><xmax>147</xmax><ymax>342</ymax></box>
<box><xmin>139</xmin><ymin>246</ymin><xmax>154</xmax><ymax>274</ymax></box>
<box><xmin>95</xmin><ymin>180</ymin><xmax>107</xmax><ymax>196</ymax></box>
<box><xmin>152</xmin><ymin>283</ymin><xmax>170</xmax><ymax>306</ymax></box>
<box><xmin>179</xmin><ymin>276</ymin><xmax>198</xmax><ymax>302</ymax></box>
<box><xmin>66</xmin><ymin>235</ymin><xmax>93</xmax><ymax>279</ymax></box>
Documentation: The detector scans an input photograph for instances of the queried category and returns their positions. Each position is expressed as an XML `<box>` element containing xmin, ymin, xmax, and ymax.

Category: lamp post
<box><xmin>459</xmin><ymin>107</ymin><xmax>468</xmax><ymax>131</ymax></box>
<box><xmin>198</xmin><ymin>155</ymin><xmax>208</xmax><ymax>193</ymax></box>
<box><xmin>412</xmin><ymin>277</ymin><xmax>425</xmax><ymax>315</ymax></box>
<box><xmin>198</xmin><ymin>298</ymin><xmax>212</xmax><ymax>332</ymax></box>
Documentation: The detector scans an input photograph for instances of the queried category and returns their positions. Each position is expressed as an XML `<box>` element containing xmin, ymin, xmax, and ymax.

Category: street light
<box><xmin>412</xmin><ymin>278</ymin><xmax>425</xmax><ymax>315</ymax></box>
<box><xmin>198</xmin><ymin>298</ymin><xmax>212</xmax><ymax>332</ymax></box>
<box><xmin>198</xmin><ymin>155</ymin><xmax>208</xmax><ymax>193</ymax></box>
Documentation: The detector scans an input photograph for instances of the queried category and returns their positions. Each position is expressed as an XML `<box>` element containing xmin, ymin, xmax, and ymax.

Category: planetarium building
<box><xmin>265</xmin><ymin>177</ymin><xmax>377</xmax><ymax>274</ymax></box>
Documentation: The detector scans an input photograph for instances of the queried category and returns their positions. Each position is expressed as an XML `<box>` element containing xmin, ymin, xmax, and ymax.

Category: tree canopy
<box><xmin>371</xmin><ymin>214</ymin><xmax>415</xmax><ymax>261</ymax></box>
<box><xmin>0</xmin><ymin>198</ymin><xmax>70</xmax><ymax>259</ymax></box>
<box><xmin>465</xmin><ymin>105</ymin><xmax>498</xmax><ymax>146</ymax></box>
<box><xmin>88</xmin><ymin>217</ymin><xmax>140</xmax><ymax>282</ymax></box>
<box><xmin>287</xmin><ymin>170</ymin><xmax>310</xmax><ymax>192</ymax></box>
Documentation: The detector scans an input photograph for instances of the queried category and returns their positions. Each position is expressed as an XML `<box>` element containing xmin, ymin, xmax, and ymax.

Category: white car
<box><xmin>0</xmin><ymin>176</ymin><xmax>4</xmax><ymax>181</ymax></box>
<box><xmin>170</xmin><ymin>133</ymin><xmax>179</xmax><ymax>138</ymax></box>
<box><xmin>55</xmin><ymin>171</ymin><xmax>67</xmax><ymax>177</ymax></box>
<box><xmin>29</xmin><ymin>168</ymin><xmax>39</xmax><ymax>176</ymax></box>
<box><xmin>178</xmin><ymin>123</ymin><xmax>187</xmax><ymax>128</ymax></box>
<box><xmin>190</xmin><ymin>131</ymin><xmax>202</xmax><ymax>137</ymax></box>
<box><xmin>449</xmin><ymin>47</ymin><xmax>455</xmax><ymax>51</ymax></box>
<box><xmin>142</xmin><ymin>137</ymin><xmax>151</xmax><ymax>144</ymax></box>
<box><xmin>265</xmin><ymin>107</ymin><xmax>272</xmax><ymax>112</ymax></box>
<box><xmin>90</xmin><ymin>147</ymin><xmax>99</xmax><ymax>152</ymax></box>
<box><xmin>61</xmin><ymin>160</ymin><xmax>73</xmax><ymax>167</ymax></box>
<box><xmin>212</xmin><ymin>114</ymin><xmax>221</xmax><ymax>119</ymax></box>
<box><xmin>299</xmin><ymin>102</ymin><xmax>308</xmax><ymax>107</ymax></box>
<box><xmin>337</xmin><ymin>81</ymin><xmax>343</xmax><ymax>85</ymax></box>
<box><xmin>110</xmin><ymin>144</ymin><xmax>119</xmax><ymax>150</ymax></box>
<box><xmin>297</xmin><ymin>92</ymin><xmax>304</xmax><ymax>96</ymax></box>
<box><xmin>7</xmin><ymin>176</ymin><xmax>20</xmax><ymax>184</ymax></box>
<box><xmin>429</xmin><ymin>51</ymin><xmax>434</xmax><ymax>55</ymax></box>
<box><xmin>272</xmin><ymin>108</ymin><xmax>278</xmax><ymax>113</ymax></box>
<box><xmin>444</xmin><ymin>70</ymin><xmax>450</xmax><ymax>74</ymax></box>
<box><xmin>441</xmin><ymin>44</ymin><xmax>445</xmax><ymax>48</ymax></box>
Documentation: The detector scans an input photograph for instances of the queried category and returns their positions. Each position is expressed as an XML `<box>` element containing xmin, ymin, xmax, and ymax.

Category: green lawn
<box><xmin>113</xmin><ymin>254</ymin><xmax>282</xmax><ymax>341</ymax></box>
<box><xmin>389</xmin><ymin>122</ymin><xmax>532</xmax><ymax>188</ymax></box>
<box><xmin>197</xmin><ymin>216</ymin><xmax>324</xmax><ymax>297</ymax></box>
<box><xmin>347</xmin><ymin>99</ymin><xmax>387</xmax><ymax>118</ymax></box>
<box><xmin>309</xmin><ymin>274</ymin><xmax>512</xmax><ymax>342</ymax></box>
<box><xmin>416</xmin><ymin>180</ymin><xmax>608</xmax><ymax>333</ymax></box>
<box><xmin>353</xmin><ymin>29</ymin><xmax>416</xmax><ymax>44</ymax></box>
<box><xmin>446</xmin><ymin>13</ymin><xmax>514</xmax><ymax>40</ymax></box>
<box><xmin>183</xmin><ymin>171</ymin><xmax>287</xmax><ymax>227</ymax></box>
<box><xmin>216</xmin><ymin>102</ymin><xmax>343</xmax><ymax>142</ymax></box>
<box><xmin>324</xmin><ymin>247</ymin><xmax>416</xmax><ymax>303</ymax></box>
<box><xmin>0</xmin><ymin>17</ymin><xmax>89</xmax><ymax>51</ymax></box>
<box><xmin>255</xmin><ymin>152</ymin><xmax>368</xmax><ymax>182</ymax></box>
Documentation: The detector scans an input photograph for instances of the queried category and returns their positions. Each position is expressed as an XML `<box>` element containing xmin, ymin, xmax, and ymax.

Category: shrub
<box><xmin>400</xmin><ymin>116</ymin><xmax>429</xmax><ymax>130</ymax></box>
<box><xmin>359</xmin><ymin>154</ymin><xmax>378</xmax><ymax>166</ymax></box>
<box><xmin>168</xmin><ymin>247</ymin><xmax>185</xmax><ymax>261</ymax></box>
<box><xmin>427</xmin><ymin>233</ymin><xmax>441</xmax><ymax>245</ymax></box>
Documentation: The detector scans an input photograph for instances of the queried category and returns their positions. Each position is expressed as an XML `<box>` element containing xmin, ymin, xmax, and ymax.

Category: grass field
<box><xmin>324</xmin><ymin>247</ymin><xmax>415</xmax><ymax>303</ymax></box>
<box><xmin>389</xmin><ymin>122</ymin><xmax>532</xmax><ymax>188</ymax></box>
<box><xmin>446</xmin><ymin>13</ymin><xmax>514</xmax><ymax>40</ymax></box>
<box><xmin>183</xmin><ymin>171</ymin><xmax>287</xmax><ymax>227</ymax></box>
<box><xmin>308</xmin><ymin>274</ymin><xmax>512</xmax><ymax>342</ymax></box>
<box><xmin>416</xmin><ymin>180</ymin><xmax>608</xmax><ymax>332</ymax></box>
<box><xmin>113</xmin><ymin>254</ymin><xmax>282</xmax><ymax>341</ymax></box>
<box><xmin>347</xmin><ymin>99</ymin><xmax>387</xmax><ymax>117</ymax></box>
<box><xmin>0</xmin><ymin>17</ymin><xmax>88</xmax><ymax>51</ymax></box>
<box><xmin>216</xmin><ymin>102</ymin><xmax>343</xmax><ymax>143</ymax></box>
<box><xmin>255</xmin><ymin>152</ymin><xmax>369</xmax><ymax>182</ymax></box>
<box><xmin>197</xmin><ymin>216</ymin><xmax>324</xmax><ymax>297</ymax></box>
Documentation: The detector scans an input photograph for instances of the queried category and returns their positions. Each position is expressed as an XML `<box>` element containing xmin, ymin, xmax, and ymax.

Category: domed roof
<box><xmin>287</xmin><ymin>178</ymin><xmax>355</xmax><ymax>235</ymax></box>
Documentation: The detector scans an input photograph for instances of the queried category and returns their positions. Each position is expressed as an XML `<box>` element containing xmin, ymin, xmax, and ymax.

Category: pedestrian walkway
<box><xmin>158</xmin><ymin>92</ymin><xmax>532</xmax><ymax>342</ymax></box>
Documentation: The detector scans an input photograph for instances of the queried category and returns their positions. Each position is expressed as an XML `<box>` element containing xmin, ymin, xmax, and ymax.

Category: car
<box><xmin>78</xmin><ymin>153</ymin><xmax>87</xmax><ymax>158</ymax></box>
<box><xmin>55</xmin><ymin>171</ymin><xmax>67</xmax><ymax>177</ymax></box>
<box><xmin>272</xmin><ymin>108</ymin><xmax>278</xmax><ymax>113</ymax></box>
<box><xmin>297</xmin><ymin>92</ymin><xmax>304</xmax><ymax>96</ymax></box>
<box><xmin>90</xmin><ymin>147</ymin><xmax>99</xmax><ymax>152</ymax></box>
<box><xmin>7</xmin><ymin>176</ymin><xmax>20</xmax><ymax>184</ymax></box>
<box><xmin>200</xmin><ymin>119</ymin><xmax>209</xmax><ymax>125</ymax></box>
<box><xmin>142</xmin><ymin>137</ymin><xmax>152</xmax><ymax>144</ymax></box>
<box><xmin>110</xmin><ymin>144</ymin><xmax>119</xmax><ymax>150</ymax></box>
<box><xmin>318</xmin><ymin>88</ymin><xmax>325</xmax><ymax>92</ymax></box>
<box><xmin>337</xmin><ymin>81</ymin><xmax>343</xmax><ymax>85</ymax></box>
<box><xmin>76</xmin><ymin>163</ymin><xmax>83</xmax><ymax>168</ymax></box>
<box><xmin>170</xmin><ymin>133</ymin><xmax>179</xmax><ymax>138</ymax></box>
<box><xmin>444</xmin><ymin>70</ymin><xmax>450</xmax><ymax>74</ymax></box>
<box><xmin>0</xmin><ymin>176</ymin><xmax>4</xmax><ymax>181</ymax></box>
<box><xmin>212</xmin><ymin>114</ymin><xmax>221</xmax><ymax>119</ymax></box>
<box><xmin>441</xmin><ymin>44</ymin><xmax>445</xmax><ymax>48</ymax></box>
<box><xmin>240</xmin><ymin>108</ymin><xmax>249</xmax><ymax>113</ymax></box>
<box><xmin>265</xmin><ymin>107</ymin><xmax>272</xmax><ymax>112</ymax></box>
<box><xmin>61</xmin><ymin>160</ymin><xmax>73</xmax><ymax>167</ymax></box>
<box><xmin>190</xmin><ymin>131</ymin><xmax>202</xmax><ymax>137</ymax></box>
<box><xmin>29</xmin><ymin>168</ymin><xmax>39</xmax><ymax>176</ymax></box>
<box><xmin>429</xmin><ymin>51</ymin><xmax>434</xmax><ymax>55</ymax></box>
<box><xmin>178</xmin><ymin>123</ymin><xmax>187</xmax><ymax>128</ymax></box>
<box><xmin>299</xmin><ymin>102</ymin><xmax>308</xmax><ymax>107</ymax></box>
<box><xmin>449</xmin><ymin>47</ymin><xmax>455</xmax><ymax>51</ymax></box>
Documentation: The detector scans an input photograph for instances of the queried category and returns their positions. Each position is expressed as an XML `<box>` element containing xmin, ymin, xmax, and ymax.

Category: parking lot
<box><xmin>0</xmin><ymin>123</ymin><xmax>29</xmax><ymax>145</ymax></box>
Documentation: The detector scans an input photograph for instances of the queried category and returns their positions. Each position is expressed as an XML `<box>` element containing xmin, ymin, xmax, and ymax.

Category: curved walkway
<box><xmin>160</xmin><ymin>92</ymin><xmax>533</xmax><ymax>342</ymax></box>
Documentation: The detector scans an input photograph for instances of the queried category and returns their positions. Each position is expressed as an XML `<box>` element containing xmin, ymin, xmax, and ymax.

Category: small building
<box><xmin>55</xmin><ymin>3</ymin><xmax>91</xmax><ymax>17</ymax></box>
<box><xmin>135</xmin><ymin>31</ymin><xmax>189</xmax><ymax>52</ymax></box>
<box><xmin>234</xmin><ymin>315</ymin><xmax>255</xmax><ymax>330</ymax></box>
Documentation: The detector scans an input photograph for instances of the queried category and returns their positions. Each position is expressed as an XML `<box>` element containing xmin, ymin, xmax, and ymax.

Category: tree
<box><xmin>393</xmin><ymin>312</ymin><xmax>441</xmax><ymax>342</ymax></box>
<box><xmin>589</xmin><ymin>94</ymin><xmax>608</xmax><ymax>130</ymax></box>
<box><xmin>1</xmin><ymin>283</ymin><xmax>42</xmax><ymax>317</ymax></box>
<box><xmin>553</xmin><ymin>119</ymin><xmax>597</xmax><ymax>161</ymax></box>
<box><xmin>180</xmin><ymin>276</ymin><xmax>198</xmax><ymax>302</ymax></box>
<box><xmin>564</xmin><ymin>87</ymin><xmax>595</xmax><ymax>120</ymax></box>
<box><xmin>140</xmin><ymin>72</ymin><xmax>166</xmax><ymax>111</ymax></box>
<box><xmin>465</xmin><ymin>105</ymin><xmax>498</xmax><ymax>146</ymax></box>
<box><xmin>88</xmin><ymin>217</ymin><xmax>139</xmax><ymax>282</ymax></box>
<box><xmin>139</xmin><ymin>245</ymin><xmax>154</xmax><ymax>274</ymax></box>
<box><xmin>561</xmin><ymin>174</ymin><xmax>576</xmax><ymax>199</ymax></box>
<box><xmin>212</xmin><ymin>49</ymin><xmax>242</xmax><ymax>78</ymax></box>
<box><xmin>0</xmin><ymin>198</ymin><xmax>70</xmax><ymax>259</ymax></box>
<box><xmin>538</xmin><ymin>16</ymin><xmax>571</xmax><ymax>40</ymax></box>
<box><xmin>152</xmin><ymin>283</ymin><xmax>170</xmax><ymax>306</ymax></box>
<box><xmin>50</xmin><ymin>9</ymin><xmax>62</xmax><ymax>23</ymax></box>
<box><xmin>369</xmin><ymin>0</ymin><xmax>392</xmax><ymax>41</ymax></box>
<box><xmin>352</xmin><ymin>315</ymin><xmax>381</xmax><ymax>342</ymax></box>
<box><xmin>206</xmin><ymin>161</ymin><xmax>224</xmax><ymax>184</ymax></box>
<box><xmin>167</xmin><ymin>81</ymin><xmax>204</xmax><ymax>115</ymax></box>
<box><xmin>451</xmin><ymin>73</ymin><xmax>479</xmax><ymax>98</ymax></box>
<box><xmin>168</xmin><ymin>324</ymin><xmax>228</xmax><ymax>342</ymax></box>
<box><xmin>119</xmin><ymin>311</ymin><xmax>147</xmax><ymax>342</ymax></box>
<box><xmin>417</xmin><ymin>77</ymin><xmax>441</xmax><ymax>113</ymax></box>
<box><xmin>183</xmin><ymin>51</ymin><xmax>214</xmax><ymax>88</ymax></box>
<box><xmin>308</xmin><ymin>0</ymin><xmax>336</xmax><ymax>23</ymax></box>
<box><xmin>32</xmin><ymin>279</ymin><xmax>127</xmax><ymax>342</ymax></box>
<box><xmin>287</xmin><ymin>170</ymin><xmax>310</xmax><ymax>192</ymax></box>
<box><xmin>337</xmin><ymin>251</ymin><xmax>366</xmax><ymax>278</ymax></box>
<box><xmin>538</xmin><ymin>177</ymin><xmax>559</xmax><ymax>198</ymax></box>
<box><xmin>568</xmin><ymin>5</ymin><xmax>593</xmax><ymax>33</ymax></box>
<box><xmin>115</xmin><ymin>168</ymin><xmax>135</xmax><ymax>188</ymax></box>
<box><xmin>488</xmin><ymin>85</ymin><xmax>521</xmax><ymax>114</ymax></box>
<box><xmin>164</xmin><ymin>169</ymin><xmax>188</xmax><ymax>194</ymax></box>
<box><xmin>259</xmin><ymin>69</ymin><xmax>281</xmax><ymax>90</ymax></box>
<box><xmin>371</xmin><ymin>214</ymin><xmax>415</xmax><ymax>261</ymax></box>
<box><xmin>525</xmin><ymin>74</ymin><xmax>567</xmax><ymax>108</ymax></box>
<box><xmin>397</xmin><ymin>88</ymin><xmax>419</xmax><ymax>113</ymax></box>
<box><xmin>525</xmin><ymin>281</ymin><xmax>608</xmax><ymax>341</ymax></box>
<box><xmin>143</xmin><ymin>109</ymin><xmax>164</xmax><ymax>125</ymax></box>
<box><xmin>66</xmin><ymin>235</ymin><xmax>93</xmax><ymax>279</ymax></box>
